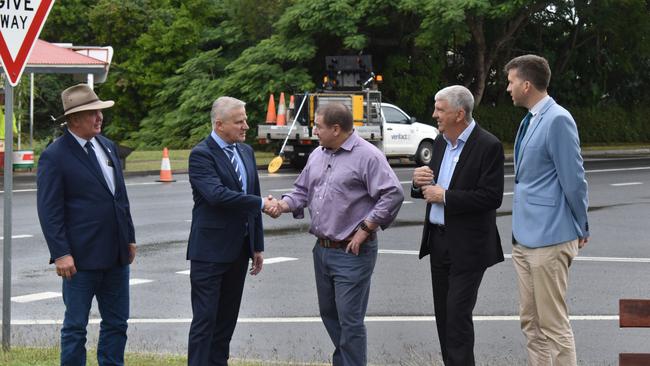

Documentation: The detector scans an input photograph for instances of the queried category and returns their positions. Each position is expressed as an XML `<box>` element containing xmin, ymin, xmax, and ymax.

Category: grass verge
<box><xmin>0</xmin><ymin>348</ymin><xmax>185</xmax><ymax>366</ymax></box>
<box><xmin>124</xmin><ymin>150</ymin><xmax>276</xmax><ymax>172</ymax></box>
<box><xmin>0</xmin><ymin>347</ymin><xmax>319</xmax><ymax>366</ymax></box>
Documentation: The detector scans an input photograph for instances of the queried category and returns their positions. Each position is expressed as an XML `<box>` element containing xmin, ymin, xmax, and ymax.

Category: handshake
<box><xmin>263</xmin><ymin>195</ymin><xmax>288</xmax><ymax>218</ymax></box>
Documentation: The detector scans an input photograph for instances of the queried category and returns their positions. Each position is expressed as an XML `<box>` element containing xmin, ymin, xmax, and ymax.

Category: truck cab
<box><xmin>378</xmin><ymin>103</ymin><xmax>437</xmax><ymax>166</ymax></box>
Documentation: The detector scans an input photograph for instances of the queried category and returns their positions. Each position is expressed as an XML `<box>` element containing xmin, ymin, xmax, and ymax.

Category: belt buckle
<box><xmin>321</xmin><ymin>238</ymin><xmax>332</xmax><ymax>248</ymax></box>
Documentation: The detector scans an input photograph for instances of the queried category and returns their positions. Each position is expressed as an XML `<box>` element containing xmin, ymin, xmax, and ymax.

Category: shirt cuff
<box><xmin>260</xmin><ymin>196</ymin><xmax>264</xmax><ymax>211</ymax></box>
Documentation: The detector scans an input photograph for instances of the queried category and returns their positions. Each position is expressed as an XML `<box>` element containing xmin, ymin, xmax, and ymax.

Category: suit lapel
<box><xmin>517</xmin><ymin>98</ymin><xmax>555</xmax><ymax>173</ymax></box>
<box><xmin>63</xmin><ymin>131</ymin><xmax>111</xmax><ymax>194</ymax></box>
<box><xmin>448</xmin><ymin>124</ymin><xmax>479</xmax><ymax>189</ymax></box>
<box><xmin>429</xmin><ymin>135</ymin><xmax>446</xmax><ymax>182</ymax></box>
<box><xmin>206</xmin><ymin>136</ymin><xmax>241</xmax><ymax>190</ymax></box>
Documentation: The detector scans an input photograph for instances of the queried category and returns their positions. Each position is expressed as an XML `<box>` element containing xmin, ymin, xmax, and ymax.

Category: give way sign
<box><xmin>0</xmin><ymin>0</ymin><xmax>55</xmax><ymax>86</ymax></box>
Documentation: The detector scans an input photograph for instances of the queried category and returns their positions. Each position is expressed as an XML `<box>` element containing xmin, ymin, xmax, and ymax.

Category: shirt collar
<box><xmin>321</xmin><ymin>130</ymin><xmax>359</xmax><ymax>153</ymax></box>
<box><xmin>339</xmin><ymin>130</ymin><xmax>359</xmax><ymax>151</ymax></box>
<box><xmin>529</xmin><ymin>95</ymin><xmax>551</xmax><ymax>117</ymax></box>
<box><xmin>211</xmin><ymin>130</ymin><xmax>234</xmax><ymax>149</ymax></box>
<box><xmin>443</xmin><ymin>119</ymin><xmax>476</xmax><ymax>147</ymax></box>
<box><xmin>69</xmin><ymin>129</ymin><xmax>97</xmax><ymax>148</ymax></box>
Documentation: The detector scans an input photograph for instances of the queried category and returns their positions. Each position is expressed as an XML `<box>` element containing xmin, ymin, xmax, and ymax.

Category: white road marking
<box><xmin>125</xmin><ymin>180</ymin><xmax>189</xmax><ymax>187</ymax></box>
<box><xmin>0</xmin><ymin>234</ymin><xmax>33</xmax><ymax>240</ymax></box>
<box><xmin>402</xmin><ymin>201</ymin><xmax>413</xmax><ymax>204</ymax></box>
<box><xmin>268</xmin><ymin>188</ymin><xmax>294</xmax><ymax>192</ymax></box>
<box><xmin>11</xmin><ymin>292</ymin><xmax>61</xmax><ymax>303</ymax></box>
<box><xmin>7</xmin><ymin>314</ymin><xmax>619</xmax><ymax>325</ymax></box>
<box><xmin>503</xmin><ymin>254</ymin><xmax>650</xmax><ymax>263</ymax></box>
<box><xmin>264</xmin><ymin>257</ymin><xmax>299</xmax><ymax>264</ymax></box>
<box><xmin>177</xmin><ymin>257</ymin><xmax>299</xmax><ymax>275</ymax></box>
<box><xmin>380</xmin><ymin>250</ymin><xmax>650</xmax><ymax>263</ymax></box>
<box><xmin>13</xmin><ymin>279</ymin><xmax>154</xmax><ymax>303</ymax></box>
<box><xmin>379</xmin><ymin>249</ymin><xmax>419</xmax><ymax>255</ymax></box>
<box><xmin>611</xmin><ymin>182</ymin><xmax>643</xmax><ymax>187</ymax></box>
<box><xmin>504</xmin><ymin>192</ymin><xmax>513</xmax><ymax>196</ymax></box>
<box><xmin>505</xmin><ymin>166</ymin><xmax>650</xmax><ymax>179</ymax></box>
<box><xmin>129</xmin><ymin>278</ymin><xmax>154</xmax><ymax>286</ymax></box>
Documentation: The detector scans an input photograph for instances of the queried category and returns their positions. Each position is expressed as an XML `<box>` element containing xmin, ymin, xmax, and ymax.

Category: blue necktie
<box><xmin>85</xmin><ymin>141</ymin><xmax>104</xmax><ymax>177</ymax></box>
<box><xmin>223</xmin><ymin>144</ymin><xmax>244</xmax><ymax>188</ymax></box>
<box><xmin>514</xmin><ymin>112</ymin><xmax>533</xmax><ymax>164</ymax></box>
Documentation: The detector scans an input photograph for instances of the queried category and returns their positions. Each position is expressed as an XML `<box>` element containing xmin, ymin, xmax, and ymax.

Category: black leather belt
<box><xmin>318</xmin><ymin>232</ymin><xmax>377</xmax><ymax>249</ymax></box>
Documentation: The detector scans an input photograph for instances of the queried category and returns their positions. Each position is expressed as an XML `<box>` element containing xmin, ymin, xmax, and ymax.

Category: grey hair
<box><xmin>211</xmin><ymin>96</ymin><xmax>246</xmax><ymax>128</ymax></box>
<box><xmin>434</xmin><ymin>85</ymin><xmax>474</xmax><ymax>122</ymax></box>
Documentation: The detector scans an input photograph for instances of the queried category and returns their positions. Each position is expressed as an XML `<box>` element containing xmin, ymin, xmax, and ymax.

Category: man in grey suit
<box><xmin>505</xmin><ymin>54</ymin><xmax>589</xmax><ymax>366</ymax></box>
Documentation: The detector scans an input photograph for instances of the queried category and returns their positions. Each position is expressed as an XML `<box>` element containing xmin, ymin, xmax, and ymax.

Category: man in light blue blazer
<box><xmin>505</xmin><ymin>55</ymin><xmax>589</xmax><ymax>366</ymax></box>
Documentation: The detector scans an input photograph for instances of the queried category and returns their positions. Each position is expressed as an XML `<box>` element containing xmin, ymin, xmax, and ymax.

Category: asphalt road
<box><xmin>1</xmin><ymin>156</ymin><xmax>649</xmax><ymax>365</ymax></box>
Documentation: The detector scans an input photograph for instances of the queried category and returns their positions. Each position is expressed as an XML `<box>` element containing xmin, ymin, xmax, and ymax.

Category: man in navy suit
<box><xmin>187</xmin><ymin>96</ymin><xmax>274</xmax><ymax>365</ymax></box>
<box><xmin>37</xmin><ymin>84</ymin><xmax>136</xmax><ymax>365</ymax></box>
<box><xmin>506</xmin><ymin>55</ymin><xmax>589</xmax><ymax>366</ymax></box>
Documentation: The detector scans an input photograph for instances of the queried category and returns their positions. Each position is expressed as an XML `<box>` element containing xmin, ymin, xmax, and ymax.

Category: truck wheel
<box><xmin>415</xmin><ymin>141</ymin><xmax>433</xmax><ymax>166</ymax></box>
<box><xmin>290</xmin><ymin>156</ymin><xmax>308</xmax><ymax>170</ymax></box>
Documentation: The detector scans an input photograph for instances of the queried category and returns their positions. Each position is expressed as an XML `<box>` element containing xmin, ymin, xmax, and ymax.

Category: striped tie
<box><xmin>223</xmin><ymin>144</ymin><xmax>243</xmax><ymax>188</ymax></box>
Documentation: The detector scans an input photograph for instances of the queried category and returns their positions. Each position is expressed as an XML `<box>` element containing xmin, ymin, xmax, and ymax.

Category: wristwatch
<box><xmin>358</xmin><ymin>221</ymin><xmax>375</xmax><ymax>234</ymax></box>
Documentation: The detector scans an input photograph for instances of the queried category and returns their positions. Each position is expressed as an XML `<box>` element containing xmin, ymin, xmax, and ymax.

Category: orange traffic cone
<box><xmin>156</xmin><ymin>147</ymin><xmax>176</xmax><ymax>182</ymax></box>
<box><xmin>287</xmin><ymin>94</ymin><xmax>295</xmax><ymax>124</ymax></box>
<box><xmin>265</xmin><ymin>94</ymin><xmax>277</xmax><ymax>124</ymax></box>
<box><xmin>277</xmin><ymin>92</ymin><xmax>287</xmax><ymax>126</ymax></box>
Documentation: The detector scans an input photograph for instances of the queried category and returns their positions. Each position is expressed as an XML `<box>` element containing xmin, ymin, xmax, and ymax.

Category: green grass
<box><xmin>0</xmin><ymin>348</ymin><xmax>186</xmax><ymax>366</ymax></box>
<box><xmin>0</xmin><ymin>347</ymin><xmax>323</xmax><ymax>366</ymax></box>
<box><xmin>124</xmin><ymin>150</ymin><xmax>277</xmax><ymax>172</ymax></box>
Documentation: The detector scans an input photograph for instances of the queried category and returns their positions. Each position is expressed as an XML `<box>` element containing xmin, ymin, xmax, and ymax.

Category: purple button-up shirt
<box><xmin>282</xmin><ymin>131</ymin><xmax>404</xmax><ymax>241</ymax></box>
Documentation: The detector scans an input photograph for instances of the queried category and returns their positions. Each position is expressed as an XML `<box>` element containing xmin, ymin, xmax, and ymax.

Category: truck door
<box><xmin>382</xmin><ymin>105</ymin><xmax>415</xmax><ymax>155</ymax></box>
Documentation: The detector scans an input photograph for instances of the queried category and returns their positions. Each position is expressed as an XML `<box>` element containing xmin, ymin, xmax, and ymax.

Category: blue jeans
<box><xmin>313</xmin><ymin>238</ymin><xmax>378</xmax><ymax>366</ymax></box>
<box><xmin>61</xmin><ymin>265</ymin><xmax>130</xmax><ymax>366</ymax></box>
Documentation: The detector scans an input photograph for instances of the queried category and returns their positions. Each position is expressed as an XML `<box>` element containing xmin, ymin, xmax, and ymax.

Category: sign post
<box><xmin>0</xmin><ymin>0</ymin><xmax>55</xmax><ymax>350</ymax></box>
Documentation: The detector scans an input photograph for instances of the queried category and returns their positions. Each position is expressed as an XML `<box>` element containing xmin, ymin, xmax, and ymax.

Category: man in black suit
<box><xmin>187</xmin><ymin>96</ymin><xmax>276</xmax><ymax>365</ymax></box>
<box><xmin>411</xmin><ymin>85</ymin><xmax>504</xmax><ymax>366</ymax></box>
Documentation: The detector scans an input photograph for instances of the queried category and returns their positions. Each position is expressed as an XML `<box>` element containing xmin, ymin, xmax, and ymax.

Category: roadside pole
<box><xmin>2</xmin><ymin>80</ymin><xmax>13</xmax><ymax>351</ymax></box>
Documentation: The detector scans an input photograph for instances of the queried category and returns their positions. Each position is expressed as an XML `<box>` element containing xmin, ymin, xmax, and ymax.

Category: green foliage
<box><xmin>475</xmin><ymin>104</ymin><xmax>650</xmax><ymax>144</ymax></box>
<box><xmin>19</xmin><ymin>0</ymin><xmax>650</xmax><ymax>148</ymax></box>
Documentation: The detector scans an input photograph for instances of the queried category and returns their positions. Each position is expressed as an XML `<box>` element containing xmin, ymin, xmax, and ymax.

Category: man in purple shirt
<box><xmin>272</xmin><ymin>103</ymin><xmax>404</xmax><ymax>365</ymax></box>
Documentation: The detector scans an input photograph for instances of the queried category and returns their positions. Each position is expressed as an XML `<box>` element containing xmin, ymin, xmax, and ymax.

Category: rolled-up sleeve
<box><xmin>364</xmin><ymin>155</ymin><xmax>404</xmax><ymax>228</ymax></box>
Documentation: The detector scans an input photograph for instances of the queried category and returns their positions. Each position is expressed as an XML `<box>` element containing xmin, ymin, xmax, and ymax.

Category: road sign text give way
<box><xmin>0</xmin><ymin>0</ymin><xmax>55</xmax><ymax>86</ymax></box>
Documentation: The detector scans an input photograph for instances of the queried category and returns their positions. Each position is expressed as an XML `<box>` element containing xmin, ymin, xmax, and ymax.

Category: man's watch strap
<box><xmin>358</xmin><ymin>221</ymin><xmax>375</xmax><ymax>234</ymax></box>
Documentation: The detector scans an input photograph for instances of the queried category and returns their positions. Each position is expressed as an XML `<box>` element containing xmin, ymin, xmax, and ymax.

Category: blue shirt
<box><xmin>210</xmin><ymin>131</ymin><xmax>264</xmax><ymax>210</ymax></box>
<box><xmin>429</xmin><ymin>120</ymin><xmax>476</xmax><ymax>225</ymax></box>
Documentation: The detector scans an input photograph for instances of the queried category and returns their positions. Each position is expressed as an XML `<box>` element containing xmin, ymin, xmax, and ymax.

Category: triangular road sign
<box><xmin>0</xmin><ymin>0</ymin><xmax>55</xmax><ymax>86</ymax></box>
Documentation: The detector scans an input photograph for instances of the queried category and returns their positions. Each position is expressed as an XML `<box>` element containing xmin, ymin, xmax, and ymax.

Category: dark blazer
<box><xmin>412</xmin><ymin>124</ymin><xmax>505</xmax><ymax>271</ymax></box>
<box><xmin>37</xmin><ymin>130</ymin><xmax>136</xmax><ymax>270</ymax></box>
<box><xmin>187</xmin><ymin>136</ymin><xmax>264</xmax><ymax>263</ymax></box>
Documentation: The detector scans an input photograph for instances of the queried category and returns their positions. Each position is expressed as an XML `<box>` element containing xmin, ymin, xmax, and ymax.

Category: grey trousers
<box><xmin>313</xmin><ymin>238</ymin><xmax>378</xmax><ymax>366</ymax></box>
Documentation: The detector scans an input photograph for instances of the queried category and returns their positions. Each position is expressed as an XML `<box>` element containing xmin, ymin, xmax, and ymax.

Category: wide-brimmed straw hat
<box><xmin>55</xmin><ymin>84</ymin><xmax>114</xmax><ymax>121</ymax></box>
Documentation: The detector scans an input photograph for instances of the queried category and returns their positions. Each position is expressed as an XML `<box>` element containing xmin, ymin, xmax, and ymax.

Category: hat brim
<box><xmin>55</xmin><ymin>100</ymin><xmax>114</xmax><ymax>121</ymax></box>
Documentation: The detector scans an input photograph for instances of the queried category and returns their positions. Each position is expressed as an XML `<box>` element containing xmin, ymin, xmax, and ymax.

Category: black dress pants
<box><xmin>428</xmin><ymin>226</ymin><xmax>485</xmax><ymax>366</ymax></box>
<box><xmin>188</xmin><ymin>246</ymin><xmax>249</xmax><ymax>366</ymax></box>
